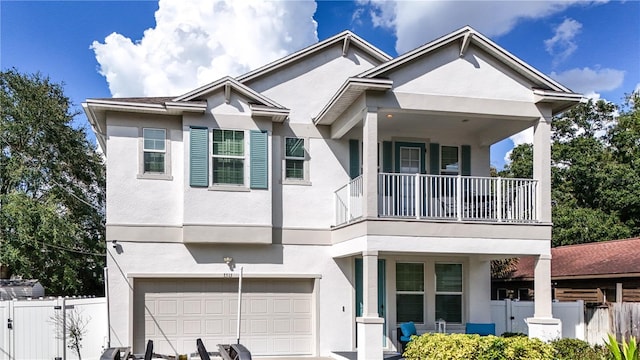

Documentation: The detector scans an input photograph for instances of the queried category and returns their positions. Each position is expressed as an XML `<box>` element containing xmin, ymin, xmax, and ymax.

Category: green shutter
<box><xmin>250</xmin><ymin>130</ymin><xmax>268</xmax><ymax>189</ymax></box>
<box><xmin>429</xmin><ymin>143</ymin><xmax>440</xmax><ymax>175</ymax></box>
<box><xmin>189</xmin><ymin>127</ymin><xmax>208</xmax><ymax>187</ymax></box>
<box><xmin>382</xmin><ymin>141</ymin><xmax>392</xmax><ymax>173</ymax></box>
<box><xmin>461</xmin><ymin>145</ymin><xmax>471</xmax><ymax>176</ymax></box>
<box><xmin>349</xmin><ymin>139</ymin><xmax>360</xmax><ymax>179</ymax></box>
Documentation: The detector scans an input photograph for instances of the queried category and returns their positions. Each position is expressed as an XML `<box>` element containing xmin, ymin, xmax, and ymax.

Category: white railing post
<box><xmin>414</xmin><ymin>173</ymin><xmax>420</xmax><ymax>219</ymax></box>
<box><xmin>496</xmin><ymin>177</ymin><xmax>502</xmax><ymax>222</ymax></box>
<box><xmin>347</xmin><ymin>180</ymin><xmax>352</xmax><ymax>222</ymax></box>
<box><xmin>456</xmin><ymin>175</ymin><xmax>462</xmax><ymax>221</ymax></box>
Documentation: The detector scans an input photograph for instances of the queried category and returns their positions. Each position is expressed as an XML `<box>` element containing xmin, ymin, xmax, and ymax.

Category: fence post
<box><xmin>505</xmin><ymin>299</ymin><xmax>512</xmax><ymax>333</ymax></box>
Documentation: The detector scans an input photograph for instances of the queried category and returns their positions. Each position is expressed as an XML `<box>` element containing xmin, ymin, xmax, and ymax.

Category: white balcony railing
<box><xmin>334</xmin><ymin>175</ymin><xmax>364</xmax><ymax>225</ymax></box>
<box><xmin>335</xmin><ymin>173</ymin><xmax>538</xmax><ymax>226</ymax></box>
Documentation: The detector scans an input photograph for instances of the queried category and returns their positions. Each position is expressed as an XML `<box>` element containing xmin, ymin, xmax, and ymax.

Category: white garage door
<box><xmin>133</xmin><ymin>278</ymin><xmax>315</xmax><ymax>356</ymax></box>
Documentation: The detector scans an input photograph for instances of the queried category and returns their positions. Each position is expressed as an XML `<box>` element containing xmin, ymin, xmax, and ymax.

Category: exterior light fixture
<box><xmin>386</xmin><ymin>114</ymin><xmax>393</xmax><ymax>118</ymax></box>
<box><xmin>223</xmin><ymin>256</ymin><xmax>233</xmax><ymax>264</ymax></box>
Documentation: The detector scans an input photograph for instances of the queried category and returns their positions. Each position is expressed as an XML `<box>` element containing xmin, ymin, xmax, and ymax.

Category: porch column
<box><xmin>362</xmin><ymin>108</ymin><xmax>378</xmax><ymax>218</ymax></box>
<box><xmin>467</xmin><ymin>258</ymin><xmax>491</xmax><ymax>323</ymax></box>
<box><xmin>527</xmin><ymin>254</ymin><xmax>561</xmax><ymax>341</ymax></box>
<box><xmin>357</xmin><ymin>251</ymin><xmax>383</xmax><ymax>360</ymax></box>
<box><xmin>533</xmin><ymin>112</ymin><xmax>552</xmax><ymax>223</ymax></box>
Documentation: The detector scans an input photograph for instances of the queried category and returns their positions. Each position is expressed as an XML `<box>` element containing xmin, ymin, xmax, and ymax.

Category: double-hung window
<box><xmin>435</xmin><ymin>263</ymin><xmax>463</xmax><ymax>323</ymax></box>
<box><xmin>212</xmin><ymin>129</ymin><xmax>244</xmax><ymax>185</ymax></box>
<box><xmin>440</xmin><ymin>146</ymin><xmax>459</xmax><ymax>175</ymax></box>
<box><xmin>284</xmin><ymin>137</ymin><xmax>305</xmax><ymax>180</ymax></box>
<box><xmin>143</xmin><ymin>128</ymin><xmax>166</xmax><ymax>174</ymax></box>
<box><xmin>396</xmin><ymin>263</ymin><xmax>424</xmax><ymax>323</ymax></box>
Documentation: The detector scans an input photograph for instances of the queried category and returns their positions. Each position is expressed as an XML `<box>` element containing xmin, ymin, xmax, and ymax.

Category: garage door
<box><xmin>133</xmin><ymin>278</ymin><xmax>315</xmax><ymax>356</ymax></box>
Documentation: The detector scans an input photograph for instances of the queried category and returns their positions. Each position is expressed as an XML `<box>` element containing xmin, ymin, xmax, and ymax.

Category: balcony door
<box><xmin>393</xmin><ymin>142</ymin><xmax>425</xmax><ymax>217</ymax></box>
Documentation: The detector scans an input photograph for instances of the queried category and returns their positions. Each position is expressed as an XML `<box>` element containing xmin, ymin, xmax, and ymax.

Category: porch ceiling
<box><xmin>374</xmin><ymin>109</ymin><xmax>535</xmax><ymax>146</ymax></box>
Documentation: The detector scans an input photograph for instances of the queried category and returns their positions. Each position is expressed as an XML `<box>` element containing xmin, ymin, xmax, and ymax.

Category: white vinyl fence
<box><xmin>491</xmin><ymin>300</ymin><xmax>585</xmax><ymax>340</ymax></box>
<box><xmin>0</xmin><ymin>297</ymin><xmax>107</xmax><ymax>360</ymax></box>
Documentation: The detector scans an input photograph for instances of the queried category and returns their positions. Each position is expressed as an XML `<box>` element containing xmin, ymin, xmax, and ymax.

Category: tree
<box><xmin>500</xmin><ymin>94</ymin><xmax>640</xmax><ymax>247</ymax></box>
<box><xmin>0</xmin><ymin>69</ymin><xmax>105</xmax><ymax>295</ymax></box>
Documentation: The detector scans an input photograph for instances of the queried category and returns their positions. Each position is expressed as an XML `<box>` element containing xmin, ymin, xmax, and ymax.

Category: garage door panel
<box><xmin>134</xmin><ymin>278</ymin><xmax>315</xmax><ymax>356</ymax></box>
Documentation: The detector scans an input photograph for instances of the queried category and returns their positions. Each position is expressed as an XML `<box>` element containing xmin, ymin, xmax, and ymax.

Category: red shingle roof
<box><xmin>509</xmin><ymin>237</ymin><xmax>640</xmax><ymax>280</ymax></box>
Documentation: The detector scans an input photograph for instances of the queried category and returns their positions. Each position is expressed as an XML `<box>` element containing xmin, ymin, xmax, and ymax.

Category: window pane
<box><xmin>213</xmin><ymin>158</ymin><xmax>244</xmax><ymax>185</ymax></box>
<box><xmin>285</xmin><ymin>138</ymin><xmax>304</xmax><ymax>158</ymax></box>
<box><xmin>435</xmin><ymin>263</ymin><xmax>462</xmax><ymax>292</ymax></box>
<box><xmin>144</xmin><ymin>152</ymin><xmax>165</xmax><ymax>173</ymax></box>
<box><xmin>213</xmin><ymin>130</ymin><xmax>244</xmax><ymax>156</ymax></box>
<box><xmin>396</xmin><ymin>263</ymin><xmax>424</xmax><ymax>291</ymax></box>
<box><xmin>441</xmin><ymin>146</ymin><xmax>458</xmax><ymax>173</ymax></box>
<box><xmin>397</xmin><ymin>294</ymin><xmax>424</xmax><ymax>323</ymax></box>
<box><xmin>143</xmin><ymin>129</ymin><xmax>165</xmax><ymax>151</ymax></box>
<box><xmin>285</xmin><ymin>159</ymin><xmax>304</xmax><ymax>179</ymax></box>
<box><xmin>435</xmin><ymin>294</ymin><xmax>462</xmax><ymax>323</ymax></box>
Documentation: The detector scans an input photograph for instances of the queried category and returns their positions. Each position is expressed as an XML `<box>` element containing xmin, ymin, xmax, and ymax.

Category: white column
<box><xmin>533</xmin><ymin>112</ymin><xmax>552</xmax><ymax>223</ymax></box>
<box><xmin>362</xmin><ymin>108</ymin><xmax>378</xmax><ymax>219</ymax></box>
<box><xmin>467</xmin><ymin>258</ymin><xmax>491</xmax><ymax>323</ymax></box>
<box><xmin>527</xmin><ymin>254</ymin><xmax>561</xmax><ymax>341</ymax></box>
<box><xmin>357</xmin><ymin>251</ymin><xmax>383</xmax><ymax>360</ymax></box>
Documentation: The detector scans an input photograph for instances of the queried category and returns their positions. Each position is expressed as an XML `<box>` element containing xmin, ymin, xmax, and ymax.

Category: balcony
<box><xmin>334</xmin><ymin>173</ymin><xmax>538</xmax><ymax>226</ymax></box>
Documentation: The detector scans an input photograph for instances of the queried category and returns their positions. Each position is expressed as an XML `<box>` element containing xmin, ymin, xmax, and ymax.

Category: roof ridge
<box><xmin>554</xmin><ymin>237</ymin><xmax>640</xmax><ymax>250</ymax></box>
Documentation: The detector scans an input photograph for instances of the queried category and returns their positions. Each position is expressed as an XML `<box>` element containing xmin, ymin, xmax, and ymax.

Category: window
<box><xmin>285</xmin><ymin>137</ymin><xmax>305</xmax><ymax>180</ymax></box>
<box><xmin>143</xmin><ymin>128</ymin><xmax>166</xmax><ymax>174</ymax></box>
<box><xmin>496</xmin><ymin>288</ymin><xmax>508</xmax><ymax>300</ymax></box>
<box><xmin>212</xmin><ymin>129</ymin><xmax>244</xmax><ymax>185</ymax></box>
<box><xmin>396</xmin><ymin>263</ymin><xmax>424</xmax><ymax>323</ymax></box>
<box><xmin>440</xmin><ymin>146</ymin><xmax>459</xmax><ymax>175</ymax></box>
<box><xmin>435</xmin><ymin>263</ymin><xmax>463</xmax><ymax>323</ymax></box>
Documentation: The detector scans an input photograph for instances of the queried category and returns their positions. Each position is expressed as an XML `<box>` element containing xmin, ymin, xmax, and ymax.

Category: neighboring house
<box><xmin>0</xmin><ymin>279</ymin><xmax>45</xmax><ymax>300</ymax></box>
<box><xmin>493</xmin><ymin>238</ymin><xmax>640</xmax><ymax>304</ymax></box>
<box><xmin>84</xmin><ymin>27</ymin><xmax>581</xmax><ymax>359</ymax></box>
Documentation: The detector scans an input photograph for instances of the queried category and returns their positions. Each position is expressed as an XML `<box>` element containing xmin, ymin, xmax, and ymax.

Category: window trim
<box><xmin>434</xmin><ymin>262</ymin><xmax>464</xmax><ymax>324</ymax></box>
<box><xmin>210</xmin><ymin>128</ymin><xmax>248</xmax><ymax>188</ymax></box>
<box><xmin>396</xmin><ymin>262</ymin><xmax>425</xmax><ymax>324</ymax></box>
<box><xmin>137</xmin><ymin>127</ymin><xmax>172</xmax><ymax>180</ymax></box>
<box><xmin>282</xmin><ymin>136</ymin><xmax>311</xmax><ymax>185</ymax></box>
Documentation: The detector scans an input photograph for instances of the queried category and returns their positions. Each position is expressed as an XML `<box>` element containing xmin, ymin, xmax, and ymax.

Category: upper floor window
<box><xmin>212</xmin><ymin>129</ymin><xmax>245</xmax><ymax>185</ymax></box>
<box><xmin>285</xmin><ymin>137</ymin><xmax>305</xmax><ymax>180</ymax></box>
<box><xmin>440</xmin><ymin>146</ymin><xmax>459</xmax><ymax>175</ymax></box>
<box><xmin>143</xmin><ymin>128</ymin><xmax>166</xmax><ymax>174</ymax></box>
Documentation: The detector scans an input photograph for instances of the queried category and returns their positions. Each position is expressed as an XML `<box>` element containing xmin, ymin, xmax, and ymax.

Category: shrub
<box><xmin>551</xmin><ymin>338</ymin><xmax>609</xmax><ymax>360</ymax></box>
<box><xmin>605</xmin><ymin>334</ymin><xmax>639</xmax><ymax>360</ymax></box>
<box><xmin>501</xmin><ymin>332</ymin><xmax>527</xmax><ymax>338</ymax></box>
<box><xmin>403</xmin><ymin>333</ymin><xmax>555</xmax><ymax>360</ymax></box>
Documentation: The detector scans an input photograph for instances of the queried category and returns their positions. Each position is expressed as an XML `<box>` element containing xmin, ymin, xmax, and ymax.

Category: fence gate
<box><xmin>0</xmin><ymin>302</ymin><xmax>9</xmax><ymax>360</ymax></box>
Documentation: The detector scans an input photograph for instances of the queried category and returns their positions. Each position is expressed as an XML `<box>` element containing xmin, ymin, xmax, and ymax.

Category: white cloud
<box><xmin>356</xmin><ymin>0</ymin><xmax>602</xmax><ymax>54</ymax></box>
<box><xmin>504</xmin><ymin>127</ymin><xmax>534</xmax><ymax>164</ymax></box>
<box><xmin>91</xmin><ymin>0</ymin><xmax>318</xmax><ymax>97</ymax></box>
<box><xmin>550</xmin><ymin>67</ymin><xmax>625</xmax><ymax>99</ymax></box>
<box><xmin>544</xmin><ymin>18</ymin><xmax>582</xmax><ymax>66</ymax></box>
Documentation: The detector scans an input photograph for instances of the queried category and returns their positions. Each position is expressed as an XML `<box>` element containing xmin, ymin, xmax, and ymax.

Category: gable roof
<box><xmin>236</xmin><ymin>30</ymin><xmax>392</xmax><ymax>83</ymax></box>
<box><xmin>360</xmin><ymin>26</ymin><xmax>572</xmax><ymax>94</ymax></box>
<box><xmin>173</xmin><ymin>76</ymin><xmax>286</xmax><ymax>108</ymax></box>
<box><xmin>505</xmin><ymin>238</ymin><xmax>640</xmax><ymax>280</ymax></box>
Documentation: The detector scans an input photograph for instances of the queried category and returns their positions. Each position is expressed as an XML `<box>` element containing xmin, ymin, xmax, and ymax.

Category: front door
<box><xmin>355</xmin><ymin>258</ymin><xmax>386</xmax><ymax>347</ymax></box>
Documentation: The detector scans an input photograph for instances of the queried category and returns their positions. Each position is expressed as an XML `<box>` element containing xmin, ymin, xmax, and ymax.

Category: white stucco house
<box><xmin>84</xmin><ymin>27</ymin><xmax>581</xmax><ymax>359</ymax></box>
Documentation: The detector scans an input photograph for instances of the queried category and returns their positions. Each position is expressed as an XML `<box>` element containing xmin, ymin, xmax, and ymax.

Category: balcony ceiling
<box><xmin>375</xmin><ymin>109</ymin><xmax>536</xmax><ymax>146</ymax></box>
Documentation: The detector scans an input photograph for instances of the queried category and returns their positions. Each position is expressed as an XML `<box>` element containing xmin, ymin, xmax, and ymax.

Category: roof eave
<box><xmin>313</xmin><ymin>78</ymin><xmax>393</xmax><ymax>126</ymax></box>
<box><xmin>237</xmin><ymin>30</ymin><xmax>392</xmax><ymax>83</ymax></box>
<box><xmin>249</xmin><ymin>104</ymin><xmax>291</xmax><ymax>123</ymax></box>
<box><xmin>533</xmin><ymin>89</ymin><xmax>584</xmax><ymax>115</ymax></box>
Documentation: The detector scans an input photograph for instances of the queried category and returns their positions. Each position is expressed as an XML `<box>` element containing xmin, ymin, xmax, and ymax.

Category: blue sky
<box><xmin>2</xmin><ymin>0</ymin><xmax>638</xmax><ymax>169</ymax></box>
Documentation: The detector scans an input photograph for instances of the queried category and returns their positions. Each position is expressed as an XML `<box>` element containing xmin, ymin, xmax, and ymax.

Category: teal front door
<box><xmin>355</xmin><ymin>258</ymin><xmax>386</xmax><ymax>346</ymax></box>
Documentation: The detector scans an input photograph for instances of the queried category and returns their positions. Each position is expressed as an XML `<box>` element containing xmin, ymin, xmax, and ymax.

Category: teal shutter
<box><xmin>250</xmin><ymin>130</ymin><xmax>268</xmax><ymax>189</ymax></box>
<box><xmin>382</xmin><ymin>141</ymin><xmax>392</xmax><ymax>173</ymax></box>
<box><xmin>461</xmin><ymin>145</ymin><xmax>471</xmax><ymax>176</ymax></box>
<box><xmin>349</xmin><ymin>139</ymin><xmax>360</xmax><ymax>179</ymax></box>
<box><xmin>189</xmin><ymin>127</ymin><xmax>208</xmax><ymax>187</ymax></box>
<box><xmin>429</xmin><ymin>143</ymin><xmax>440</xmax><ymax>175</ymax></box>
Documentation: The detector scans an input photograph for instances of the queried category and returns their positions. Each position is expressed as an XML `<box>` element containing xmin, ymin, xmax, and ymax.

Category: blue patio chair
<box><xmin>465</xmin><ymin>322</ymin><xmax>496</xmax><ymax>336</ymax></box>
<box><xmin>399</xmin><ymin>321</ymin><xmax>417</xmax><ymax>352</ymax></box>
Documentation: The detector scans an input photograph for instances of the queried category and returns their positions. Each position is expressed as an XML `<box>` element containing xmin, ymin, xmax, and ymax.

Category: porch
<box><xmin>335</xmin><ymin>174</ymin><xmax>538</xmax><ymax>226</ymax></box>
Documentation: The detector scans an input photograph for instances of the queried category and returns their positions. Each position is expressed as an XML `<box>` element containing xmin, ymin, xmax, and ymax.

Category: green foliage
<box><xmin>0</xmin><ymin>69</ymin><xmax>105</xmax><ymax>295</ymax></box>
<box><xmin>403</xmin><ymin>333</ymin><xmax>555</xmax><ymax>360</ymax></box>
<box><xmin>500</xmin><ymin>93</ymin><xmax>640</xmax><ymax>246</ymax></box>
<box><xmin>606</xmin><ymin>334</ymin><xmax>639</xmax><ymax>360</ymax></box>
<box><xmin>551</xmin><ymin>338</ymin><xmax>609</xmax><ymax>360</ymax></box>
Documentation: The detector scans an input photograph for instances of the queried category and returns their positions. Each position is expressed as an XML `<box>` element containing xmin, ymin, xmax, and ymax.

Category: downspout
<box><xmin>104</xmin><ymin>266</ymin><xmax>111</xmax><ymax>348</ymax></box>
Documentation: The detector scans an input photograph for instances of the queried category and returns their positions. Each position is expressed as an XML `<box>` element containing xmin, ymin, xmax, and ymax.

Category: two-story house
<box><xmin>84</xmin><ymin>26</ymin><xmax>581</xmax><ymax>359</ymax></box>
